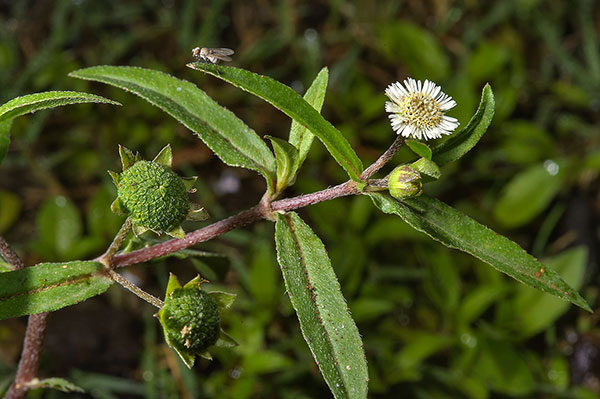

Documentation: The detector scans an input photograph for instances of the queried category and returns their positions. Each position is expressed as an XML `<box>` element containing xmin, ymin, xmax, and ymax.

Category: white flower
<box><xmin>385</xmin><ymin>78</ymin><xmax>459</xmax><ymax>140</ymax></box>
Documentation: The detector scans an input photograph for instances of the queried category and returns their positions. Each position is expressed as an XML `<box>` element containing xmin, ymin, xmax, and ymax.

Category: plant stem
<box><xmin>2</xmin><ymin>236</ymin><xmax>47</xmax><ymax>399</ymax></box>
<box><xmin>360</xmin><ymin>135</ymin><xmax>404</xmax><ymax>179</ymax></box>
<box><xmin>98</xmin><ymin>218</ymin><xmax>132</xmax><ymax>268</ymax></box>
<box><xmin>107</xmin><ymin>269</ymin><xmax>164</xmax><ymax>308</ymax></box>
<box><xmin>0</xmin><ymin>236</ymin><xmax>24</xmax><ymax>270</ymax></box>
<box><xmin>6</xmin><ymin>313</ymin><xmax>48</xmax><ymax>399</ymax></box>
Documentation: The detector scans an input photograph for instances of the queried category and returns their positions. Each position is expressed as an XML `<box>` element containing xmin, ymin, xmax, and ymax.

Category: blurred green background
<box><xmin>1</xmin><ymin>0</ymin><xmax>599</xmax><ymax>398</ymax></box>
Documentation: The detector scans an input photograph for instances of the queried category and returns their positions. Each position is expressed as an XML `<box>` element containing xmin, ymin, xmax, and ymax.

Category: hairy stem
<box><xmin>2</xmin><ymin>236</ymin><xmax>47</xmax><ymax>399</ymax></box>
<box><xmin>6</xmin><ymin>313</ymin><xmax>48</xmax><ymax>399</ymax></box>
<box><xmin>107</xmin><ymin>269</ymin><xmax>164</xmax><ymax>308</ymax></box>
<box><xmin>0</xmin><ymin>236</ymin><xmax>24</xmax><ymax>270</ymax></box>
<box><xmin>98</xmin><ymin>217</ymin><xmax>132</xmax><ymax>268</ymax></box>
<box><xmin>360</xmin><ymin>135</ymin><xmax>404</xmax><ymax>179</ymax></box>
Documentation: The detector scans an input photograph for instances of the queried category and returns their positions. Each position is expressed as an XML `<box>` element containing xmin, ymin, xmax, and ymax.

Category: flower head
<box><xmin>385</xmin><ymin>78</ymin><xmax>459</xmax><ymax>140</ymax></box>
<box><xmin>109</xmin><ymin>145</ymin><xmax>208</xmax><ymax>238</ymax></box>
<box><xmin>157</xmin><ymin>274</ymin><xmax>237</xmax><ymax>368</ymax></box>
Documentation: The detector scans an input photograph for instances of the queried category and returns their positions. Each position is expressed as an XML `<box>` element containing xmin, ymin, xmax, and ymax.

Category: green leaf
<box><xmin>368</xmin><ymin>193</ymin><xmax>591</xmax><ymax>311</ymax></box>
<box><xmin>405</xmin><ymin>140</ymin><xmax>432</xmax><ymax>160</ymax></box>
<box><xmin>494</xmin><ymin>162</ymin><xmax>565</xmax><ymax>228</ymax></box>
<box><xmin>275</xmin><ymin>212</ymin><xmax>368</xmax><ymax>399</ymax></box>
<box><xmin>458</xmin><ymin>284</ymin><xmax>508</xmax><ymax>326</ymax></box>
<box><xmin>25</xmin><ymin>377</ymin><xmax>85</xmax><ymax>393</ymax></box>
<box><xmin>34</xmin><ymin>196</ymin><xmax>83</xmax><ymax>260</ymax></box>
<box><xmin>188</xmin><ymin>63</ymin><xmax>363</xmax><ymax>181</ymax></box>
<box><xmin>394</xmin><ymin>333</ymin><xmax>455</xmax><ymax>380</ymax></box>
<box><xmin>472</xmin><ymin>337</ymin><xmax>535</xmax><ymax>397</ymax></box>
<box><xmin>432</xmin><ymin>84</ymin><xmax>495</xmax><ymax>165</ymax></box>
<box><xmin>0</xmin><ymin>189</ymin><xmax>21</xmax><ymax>234</ymax></box>
<box><xmin>0</xmin><ymin>120</ymin><xmax>11</xmax><ymax>165</ymax></box>
<box><xmin>0</xmin><ymin>90</ymin><xmax>120</xmax><ymax>123</ymax></box>
<box><xmin>410</xmin><ymin>157</ymin><xmax>441</xmax><ymax>179</ymax></box>
<box><xmin>289</xmin><ymin>67</ymin><xmax>329</xmax><ymax>171</ymax></box>
<box><xmin>511</xmin><ymin>246</ymin><xmax>588</xmax><ymax>338</ymax></box>
<box><xmin>69</xmin><ymin>66</ymin><xmax>277</xmax><ymax>191</ymax></box>
<box><xmin>0</xmin><ymin>261</ymin><xmax>113</xmax><ymax>319</ymax></box>
<box><xmin>266</xmin><ymin>136</ymin><xmax>299</xmax><ymax>192</ymax></box>
<box><xmin>0</xmin><ymin>91</ymin><xmax>118</xmax><ymax>165</ymax></box>
<box><xmin>377</xmin><ymin>22</ymin><xmax>450</xmax><ymax>82</ymax></box>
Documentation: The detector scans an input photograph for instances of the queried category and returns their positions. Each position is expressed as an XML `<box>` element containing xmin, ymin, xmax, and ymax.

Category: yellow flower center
<box><xmin>399</xmin><ymin>93</ymin><xmax>442</xmax><ymax>129</ymax></box>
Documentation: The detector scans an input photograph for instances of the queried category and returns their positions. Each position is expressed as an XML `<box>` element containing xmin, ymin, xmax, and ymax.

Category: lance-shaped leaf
<box><xmin>368</xmin><ymin>193</ymin><xmax>591</xmax><ymax>312</ymax></box>
<box><xmin>187</xmin><ymin>62</ymin><xmax>363</xmax><ymax>182</ymax></box>
<box><xmin>0</xmin><ymin>261</ymin><xmax>113</xmax><ymax>319</ymax></box>
<box><xmin>0</xmin><ymin>91</ymin><xmax>119</xmax><ymax>164</ymax></box>
<box><xmin>275</xmin><ymin>212</ymin><xmax>368</xmax><ymax>399</ymax></box>
<box><xmin>69</xmin><ymin>66</ymin><xmax>277</xmax><ymax>191</ymax></box>
<box><xmin>432</xmin><ymin>84</ymin><xmax>495</xmax><ymax>165</ymax></box>
<box><xmin>266</xmin><ymin>136</ymin><xmax>299</xmax><ymax>193</ymax></box>
<box><xmin>289</xmin><ymin>67</ymin><xmax>329</xmax><ymax>172</ymax></box>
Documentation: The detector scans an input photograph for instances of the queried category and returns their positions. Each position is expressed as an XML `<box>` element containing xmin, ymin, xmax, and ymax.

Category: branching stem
<box><xmin>111</xmin><ymin>137</ymin><xmax>404</xmax><ymax>269</ymax></box>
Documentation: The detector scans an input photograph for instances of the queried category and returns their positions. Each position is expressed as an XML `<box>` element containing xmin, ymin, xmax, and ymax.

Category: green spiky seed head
<box><xmin>117</xmin><ymin>160</ymin><xmax>190</xmax><ymax>233</ymax></box>
<box><xmin>161</xmin><ymin>288</ymin><xmax>221</xmax><ymax>353</ymax></box>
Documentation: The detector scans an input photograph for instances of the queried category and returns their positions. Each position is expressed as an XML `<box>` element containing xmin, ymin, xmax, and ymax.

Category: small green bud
<box><xmin>388</xmin><ymin>165</ymin><xmax>423</xmax><ymax>200</ymax></box>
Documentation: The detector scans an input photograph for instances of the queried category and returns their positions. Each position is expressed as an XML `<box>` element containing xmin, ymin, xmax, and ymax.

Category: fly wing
<box><xmin>215</xmin><ymin>55</ymin><xmax>232</xmax><ymax>62</ymax></box>
<box><xmin>212</xmin><ymin>48</ymin><xmax>234</xmax><ymax>56</ymax></box>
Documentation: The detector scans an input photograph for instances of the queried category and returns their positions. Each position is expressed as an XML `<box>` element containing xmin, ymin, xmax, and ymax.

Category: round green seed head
<box><xmin>118</xmin><ymin>160</ymin><xmax>190</xmax><ymax>232</ymax></box>
<box><xmin>162</xmin><ymin>288</ymin><xmax>221</xmax><ymax>352</ymax></box>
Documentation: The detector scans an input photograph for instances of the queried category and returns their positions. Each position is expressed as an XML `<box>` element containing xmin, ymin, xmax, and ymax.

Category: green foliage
<box><xmin>24</xmin><ymin>377</ymin><xmax>85</xmax><ymax>393</ymax></box>
<box><xmin>266</xmin><ymin>136</ymin><xmax>299</xmax><ymax>193</ymax></box>
<box><xmin>0</xmin><ymin>90</ymin><xmax>119</xmax><ymax>164</ymax></box>
<box><xmin>31</xmin><ymin>196</ymin><xmax>104</xmax><ymax>261</ymax></box>
<box><xmin>432</xmin><ymin>84</ymin><xmax>495</xmax><ymax>165</ymax></box>
<box><xmin>377</xmin><ymin>21</ymin><xmax>450</xmax><ymax>81</ymax></box>
<box><xmin>494</xmin><ymin>161</ymin><xmax>566</xmax><ymax>228</ymax></box>
<box><xmin>187</xmin><ymin>62</ymin><xmax>363</xmax><ymax>182</ymax></box>
<box><xmin>69</xmin><ymin>66</ymin><xmax>277</xmax><ymax>191</ymax></box>
<box><xmin>508</xmin><ymin>246</ymin><xmax>588</xmax><ymax>338</ymax></box>
<box><xmin>405</xmin><ymin>139</ymin><xmax>432</xmax><ymax>160</ymax></box>
<box><xmin>368</xmin><ymin>193</ymin><xmax>591</xmax><ymax>311</ymax></box>
<box><xmin>0</xmin><ymin>261</ymin><xmax>112</xmax><ymax>319</ymax></box>
<box><xmin>288</xmin><ymin>67</ymin><xmax>329</xmax><ymax>176</ymax></box>
<box><xmin>275</xmin><ymin>212</ymin><xmax>368</xmax><ymax>399</ymax></box>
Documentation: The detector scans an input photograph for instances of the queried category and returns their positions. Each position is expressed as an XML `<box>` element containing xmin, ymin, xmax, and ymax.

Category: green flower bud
<box><xmin>118</xmin><ymin>160</ymin><xmax>189</xmax><ymax>233</ymax></box>
<box><xmin>388</xmin><ymin>165</ymin><xmax>423</xmax><ymax>200</ymax></box>
<box><xmin>161</xmin><ymin>287</ymin><xmax>221</xmax><ymax>353</ymax></box>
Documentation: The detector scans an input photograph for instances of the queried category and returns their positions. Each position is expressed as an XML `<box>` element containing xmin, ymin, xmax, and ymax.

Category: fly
<box><xmin>192</xmin><ymin>47</ymin><xmax>234</xmax><ymax>64</ymax></box>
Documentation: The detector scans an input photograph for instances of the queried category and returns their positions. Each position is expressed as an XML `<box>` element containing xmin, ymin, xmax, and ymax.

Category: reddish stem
<box><xmin>5</xmin><ymin>313</ymin><xmax>49</xmax><ymax>399</ymax></box>
<box><xmin>112</xmin><ymin>181</ymin><xmax>361</xmax><ymax>269</ymax></box>
<box><xmin>2</xmin><ymin>236</ymin><xmax>48</xmax><ymax>399</ymax></box>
